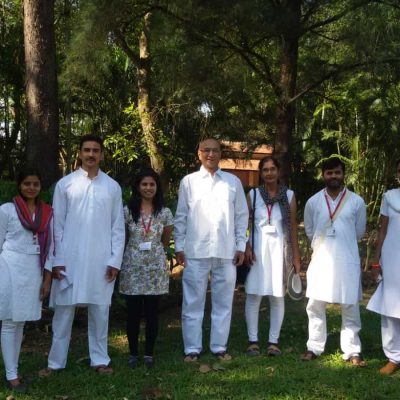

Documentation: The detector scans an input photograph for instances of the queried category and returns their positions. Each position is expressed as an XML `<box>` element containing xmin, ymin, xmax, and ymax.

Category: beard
<box><xmin>325</xmin><ymin>178</ymin><xmax>344</xmax><ymax>190</ymax></box>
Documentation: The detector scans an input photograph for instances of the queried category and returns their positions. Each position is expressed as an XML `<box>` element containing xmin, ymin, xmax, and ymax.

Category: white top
<box><xmin>0</xmin><ymin>203</ymin><xmax>52</xmax><ymax>321</ymax></box>
<box><xmin>367</xmin><ymin>189</ymin><xmax>400</xmax><ymax>318</ymax></box>
<box><xmin>174</xmin><ymin>166</ymin><xmax>248</xmax><ymax>259</ymax></box>
<box><xmin>304</xmin><ymin>188</ymin><xmax>366</xmax><ymax>304</ymax></box>
<box><xmin>245</xmin><ymin>188</ymin><xmax>294</xmax><ymax>296</ymax></box>
<box><xmin>49</xmin><ymin>168</ymin><xmax>125</xmax><ymax>306</ymax></box>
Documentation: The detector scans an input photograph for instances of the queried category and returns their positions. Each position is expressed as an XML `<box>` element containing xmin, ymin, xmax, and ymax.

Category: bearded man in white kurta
<box><xmin>301</xmin><ymin>157</ymin><xmax>366</xmax><ymax>366</ymax></box>
<box><xmin>46</xmin><ymin>135</ymin><xmax>125</xmax><ymax>374</ymax></box>
<box><xmin>174</xmin><ymin>138</ymin><xmax>248</xmax><ymax>362</ymax></box>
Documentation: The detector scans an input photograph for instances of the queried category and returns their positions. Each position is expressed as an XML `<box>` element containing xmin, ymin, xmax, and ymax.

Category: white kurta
<box><xmin>174</xmin><ymin>166</ymin><xmax>248</xmax><ymax>259</ymax></box>
<box><xmin>367</xmin><ymin>189</ymin><xmax>400</xmax><ymax>318</ymax></box>
<box><xmin>304</xmin><ymin>189</ymin><xmax>366</xmax><ymax>304</ymax></box>
<box><xmin>245</xmin><ymin>189</ymin><xmax>294</xmax><ymax>297</ymax></box>
<box><xmin>49</xmin><ymin>168</ymin><xmax>125</xmax><ymax>307</ymax></box>
<box><xmin>0</xmin><ymin>203</ymin><xmax>52</xmax><ymax>321</ymax></box>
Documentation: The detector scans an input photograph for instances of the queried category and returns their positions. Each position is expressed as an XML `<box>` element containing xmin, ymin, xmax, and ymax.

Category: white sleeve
<box><xmin>173</xmin><ymin>178</ymin><xmax>189</xmax><ymax>253</ymax></box>
<box><xmin>0</xmin><ymin>206</ymin><xmax>9</xmax><ymax>251</ymax></box>
<box><xmin>303</xmin><ymin>198</ymin><xmax>314</xmax><ymax>241</ymax></box>
<box><xmin>380</xmin><ymin>193</ymin><xmax>389</xmax><ymax>217</ymax></box>
<box><xmin>106</xmin><ymin>185</ymin><xmax>125</xmax><ymax>269</ymax></box>
<box><xmin>52</xmin><ymin>181</ymin><xmax>67</xmax><ymax>267</ymax></box>
<box><xmin>234</xmin><ymin>179</ymin><xmax>249</xmax><ymax>252</ymax></box>
<box><xmin>355</xmin><ymin>197</ymin><xmax>367</xmax><ymax>241</ymax></box>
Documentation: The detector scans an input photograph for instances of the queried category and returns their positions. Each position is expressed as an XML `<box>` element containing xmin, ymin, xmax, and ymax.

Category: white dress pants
<box><xmin>182</xmin><ymin>258</ymin><xmax>236</xmax><ymax>354</ymax></box>
<box><xmin>381</xmin><ymin>315</ymin><xmax>400</xmax><ymax>364</ymax></box>
<box><xmin>48</xmin><ymin>304</ymin><xmax>110</xmax><ymax>369</ymax></box>
<box><xmin>306</xmin><ymin>298</ymin><xmax>362</xmax><ymax>359</ymax></box>
<box><xmin>245</xmin><ymin>294</ymin><xmax>284</xmax><ymax>344</ymax></box>
<box><xmin>1</xmin><ymin>320</ymin><xmax>25</xmax><ymax>380</ymax></box>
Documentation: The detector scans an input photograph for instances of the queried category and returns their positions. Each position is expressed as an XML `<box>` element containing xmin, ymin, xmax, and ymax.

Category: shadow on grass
<box><xmin>0</xmin><ymin>291</ymin><xmax>398</xmax><ymax>399</ymax></box>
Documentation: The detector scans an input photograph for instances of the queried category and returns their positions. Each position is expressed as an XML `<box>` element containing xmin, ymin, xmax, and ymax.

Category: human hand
<box><xmin>244</xmin><ymin>244</ymin><xmax>256</xmax><ymax>266</ymax></box>
<box><xmin>233</xmin><ymin>251</ymin><xmax>245</xmax><ymax>266</ymax></box>
<box><xmin>293</xmin><ymin>260</ymin><xmax>301</xmax><ymax>274</ymax></box>
<box><xmin>53</xmin><ymin>266</ymin><xmax>66</xmax><ymax>280</ymax></box>
<box><xmin>40</xmin><ymin>270</ymin><xmax>52</xmax><ymax>300</ymax></box>
<box><xmin>106</xmin><ymin>266</ymin><xmax>119</xmax><ymax>282</ymax></box>
<box><xmin>176</xmin><ymin>251</ymin><xmax>185</xmax><ymax>266</ymax></box>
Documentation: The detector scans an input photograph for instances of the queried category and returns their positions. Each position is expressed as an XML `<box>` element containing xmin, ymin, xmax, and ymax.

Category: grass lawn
<box><xmin>0</xmin><ymin>288</ymin><xmax>398</xmax><ymax>400</ymax></box>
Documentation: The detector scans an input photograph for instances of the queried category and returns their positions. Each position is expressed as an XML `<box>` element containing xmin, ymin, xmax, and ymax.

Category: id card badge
<box><xmin>139</xmin><ymin>241</ymin><xmax>152</xmax><ymax>251</ymax></box>
<box><xmin>28</xmin><ymin>244</ymin><xmax>41</xmax><ymax>254</ymax></box>
<box><xmin>265</xmin><ymin>224</ymin><xmax>277</xmax><ymax>234</ymax></box>
<box><xmin>326</xmin><ymin>226</ymin><xmax>336</xmax><ymax>237</ymax></box>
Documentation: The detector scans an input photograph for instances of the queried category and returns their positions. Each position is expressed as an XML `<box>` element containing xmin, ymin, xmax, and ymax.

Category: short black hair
<box><xmin>16</xmin><ymin>166</ymin><xmax>42</xmax><ymax>197</ymax></box>
<box><xmin>79</xmin><ymin>134</ymin><xmax>104</xmax><ymax>151</ymax></box>
<box><xmin>321</xmin><ymin>157</ymin><xmax>345</xmax><ymax>174</ymax></box>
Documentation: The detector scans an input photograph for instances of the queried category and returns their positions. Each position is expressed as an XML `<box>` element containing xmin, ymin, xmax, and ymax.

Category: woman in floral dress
<box><xmin>119</xmin><ymin>169</ymin><xmax>173</xmax><ymax>368</ymax></box>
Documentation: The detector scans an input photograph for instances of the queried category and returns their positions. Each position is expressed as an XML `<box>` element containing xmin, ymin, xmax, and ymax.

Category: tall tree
<box><xmin>23</xmin><ymin>0</ymin><xmax>59</xmax><ymax>188</ymax></box>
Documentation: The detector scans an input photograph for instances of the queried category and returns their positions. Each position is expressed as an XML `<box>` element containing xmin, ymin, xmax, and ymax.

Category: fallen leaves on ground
<box><xmin>199</xmin><ymin>364</ymin><xmax>212</xmax><ymax>373</ymax></box>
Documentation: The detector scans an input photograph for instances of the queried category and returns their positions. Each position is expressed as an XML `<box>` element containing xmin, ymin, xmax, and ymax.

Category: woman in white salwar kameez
<box><xmin>367</xmin><ymin>159</ymin><xmax>400</xmax><ymax>375</ymax></box>
<box><xmin>0</xmin><ymin>168</ymin><xmax>52</xmax><ymax>392</ymax></box>
<box><xmin>244</xmin><ymin>156</ymin><xmax>301</xmax><ymax>357</ymax></box>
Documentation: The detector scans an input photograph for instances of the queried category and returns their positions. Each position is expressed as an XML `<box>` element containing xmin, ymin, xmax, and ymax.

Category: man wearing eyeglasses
<box><xmin>174</xmin><ymin>138</ymin><xmax>248</xmax><ymax>362</ymax></box>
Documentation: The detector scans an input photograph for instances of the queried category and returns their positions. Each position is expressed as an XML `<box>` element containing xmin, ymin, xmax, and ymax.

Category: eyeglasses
<box><xmin>199</xmin><ymin>148</ymin><xmax>221</xmax><ymax>154</ymax></box>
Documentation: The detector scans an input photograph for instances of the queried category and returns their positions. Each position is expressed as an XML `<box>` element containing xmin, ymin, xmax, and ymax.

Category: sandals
<box><xmin>267</xmin><ymin>343</ymin><xmax>282</xmax><ymax>357</ymax></box>
<box><xmin>300</xmin><ymin>350</ymin><xmax>318</xmax><ymax>361</ymax></box>
<box><xmin>246</xmin><ymin>343</ymin><xmax>260</xmax><ymax>357</ymax></box>
<box><xmin>213</xmin><ymin>351</ymin><xmax>232</xmax><ymax>361</ymax></box>
<box><xmin>380</xmin><ymin>361</ymin><xmax>399</xmax><ymax>375</ymax></box>
<box><xmin>184</xmin><ymin>352</ymin><xmax>200</xmax><ymax>363</ymax></box>
<box><xmin>93</xmin><ymin>364</ymin><xmax>113</xmax><ymax>374</ymax></box>
<box><xmin>348</xmin><ymin>355</ymin><xmax>366</xmax><ymax>367</ymax></box>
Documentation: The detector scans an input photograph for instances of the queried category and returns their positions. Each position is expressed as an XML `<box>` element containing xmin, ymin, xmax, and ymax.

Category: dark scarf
<box><xmin>258</xmin><ymin>185</ymin><xmax>292</xmax><ymax>282</ymax></box>
<box><xmin>13</xmin><ymin>195</ymin><xmax>53</xmax><ymax>271</ymax></box>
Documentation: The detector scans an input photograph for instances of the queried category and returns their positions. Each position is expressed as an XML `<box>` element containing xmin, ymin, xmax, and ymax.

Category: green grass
<box><xmin>1</xmin><ymin>290</ymin><xmax>398</xmax><ymax>400</ymax></box>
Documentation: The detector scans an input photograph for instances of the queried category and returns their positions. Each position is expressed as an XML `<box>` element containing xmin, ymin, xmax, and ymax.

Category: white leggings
<box><xmin>245</xmin><ymin>294</ymin><xmax>284</xmax><ymax>344</ymax></box>
<box><xmin>1</xmin><ymin>320</ymin><xmax>25</xmax><ymax>380</ymax></box>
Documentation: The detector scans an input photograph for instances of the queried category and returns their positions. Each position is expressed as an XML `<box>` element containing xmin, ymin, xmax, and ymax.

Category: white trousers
<box><xmin>182</xmin><ymin>258</ymin><xmax>236</xmax><ymax>354</ymax></box>
<box><xmin>48</xmin><ymin>304</ymin><xmax>110</xmax><ymax>369</ymax></box>
<box><xmin>381</xmin><ymin>315</ymin><xmax>400</xmax><ymax>364</ymax></box>
<box><xmin>245</xmin><ymin>294</ymin><xmax>284</xmax><ymax>344</ymax></box>
<box><xmin>306</xmin><ymin>298</ymin><xmax>362</xmax><ymax>359</ymax></box>
<box><xmin>1</xmin><ymin>320</ymin><xmax>25</xmax><ymax>380</ymax></box>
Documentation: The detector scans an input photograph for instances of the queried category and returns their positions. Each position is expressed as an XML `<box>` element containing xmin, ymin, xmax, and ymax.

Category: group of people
<box><xmin>0</xmin><ymin>135</ymin><xmax>399</xmax><ymax>393</ymax></box>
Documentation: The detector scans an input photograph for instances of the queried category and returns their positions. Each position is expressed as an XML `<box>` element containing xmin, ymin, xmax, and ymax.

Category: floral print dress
<box><xmin>119</xmin><ymin>206</ymin><xmax>174</xmax><ymax>295</ymax></box>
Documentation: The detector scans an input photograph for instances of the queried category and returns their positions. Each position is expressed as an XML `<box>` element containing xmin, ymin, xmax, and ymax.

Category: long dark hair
<box><xmin>128</xmin><ymin>168</ymin><xmax>165</xmax><ymax>223</ymax></box>
<box><xmin>16</xmin><ymin>166</ymin><xmax>42</xmax><ymax>201</ymax></box>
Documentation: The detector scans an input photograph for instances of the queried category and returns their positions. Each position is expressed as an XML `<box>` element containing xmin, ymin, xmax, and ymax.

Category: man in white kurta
<box><xmin>302</xmin><ymin>157</ymin><xmax>366</xmax><ymax>364</ymax></box>
<box><xmin>174</xmin><ymin>138</ymin><xmax>248</xmax><ymax>361</ymax></box>
<box><xmin>46</xmin><ymin>135</ymin><xmax>125</xmax><ymax>373</ymax></box>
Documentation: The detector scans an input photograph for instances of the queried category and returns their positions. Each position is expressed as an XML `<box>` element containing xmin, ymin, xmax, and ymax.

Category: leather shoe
<box><xmin>380</xmin><ymin>361</ymin><xmax>399</xmax><ymax>375</ymax></box>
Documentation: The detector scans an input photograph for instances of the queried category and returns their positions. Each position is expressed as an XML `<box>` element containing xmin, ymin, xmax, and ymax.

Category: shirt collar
<box><xmin>324</xmin><ymin>187</ymin><xmax>346</xmax><ymax>201</ymax></box>
<box><xmin>199</xmin><ymin>165</ymin><xmax>222</xmax><ymax>178</ymax></box>
<box><xmin>77</xmin><ymin>167</ymin><xmax>101</xmax><ymax>180</ymax></box>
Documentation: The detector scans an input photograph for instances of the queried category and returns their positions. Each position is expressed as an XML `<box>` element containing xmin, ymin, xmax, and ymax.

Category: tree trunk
<box><xmin>23</xmin><ymin>0</ymin><xmax>59</xmax><ymax>189</ymax></box>
<box><xmin>137</xmin><ymin>12</ymin><xmax>166</xmax><ymax>185</ymax></box>
<box><xmin>274</xmin><ymin>1</ymin><xmax>300</xmax><ymax>185</ymax></box>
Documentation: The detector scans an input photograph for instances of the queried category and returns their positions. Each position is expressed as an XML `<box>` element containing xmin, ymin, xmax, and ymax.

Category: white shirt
<box><xmin>174</xmin><ymin>166</ymin><xmax>248</xmax><ymax>259</ymax></box>
<box><xmin>49</xmin><ymin>168</ymin><xmax>125</xmax><ymax>306</ymax></box>
<box><xmin>304</xmin><ymin>188</ymin><xmax>366</xmax><ymax>304</ymax></box>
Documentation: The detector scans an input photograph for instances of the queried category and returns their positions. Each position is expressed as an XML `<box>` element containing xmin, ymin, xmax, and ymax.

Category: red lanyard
<box><xmin>324</xmin><ymin>189</ymin><xmax>346</xmax><ymax>224</ymax></box>
<box><xmin>266</xmin><ymin>204</ymin><xmax>273</xmax><ymax>224</ymax></box>
<box><xmin>140</xmin><ymin>209</ymin><xmax>153</xmax><ymax>238</ymax></box>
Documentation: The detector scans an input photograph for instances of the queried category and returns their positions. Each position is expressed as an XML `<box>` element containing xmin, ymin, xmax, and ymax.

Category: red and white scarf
<box><xmin>13</xmin><ymin>195</ymin><xmax>53</xmax><ymax>270</ymax></box>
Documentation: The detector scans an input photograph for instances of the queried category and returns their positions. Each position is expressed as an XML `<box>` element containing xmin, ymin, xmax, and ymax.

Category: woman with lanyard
<box><xmin>367</xmin><ymin>159</ymin><xmax>400</xmax><ymax>375</ymax></box>
<box><xmin>0</xmin><ymin>167</ymin><xmax>53</xmax><ymax>392</ymax></box>
<box><xmin>119</xmin><ymin>169</ymin><xmax>173</xmax><ymax>368</ymax></box>
<box><xmin>244</xmin><ymin>156</ymin><xmax>301</xmax><ymax>356</ymax></box>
